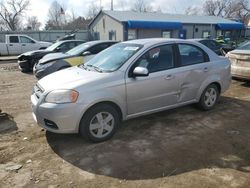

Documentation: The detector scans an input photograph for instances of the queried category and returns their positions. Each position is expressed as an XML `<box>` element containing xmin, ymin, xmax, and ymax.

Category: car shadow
<box><xmin>46</xmin><ymin>96</ymin><xmax>250</xmax><ymax>180</ymax></box>
<box><xmin>0</xmin><ymin>112</ymin><xmax>18</xmax><ymax>134</ymax></box>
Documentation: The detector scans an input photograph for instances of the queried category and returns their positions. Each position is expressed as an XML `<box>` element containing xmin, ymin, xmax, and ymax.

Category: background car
<box><xmin>18</xmin><ymin>40</ymin><xmax>85</xmax><ymax>72</ymax></box>
<box><xmin>190</xmin><ymin>39</ymin><xmax>224</xmax><ymax>55</ymax></box>
<box><xmin>34</xmin><ymin>40</ymin><xmax>117</xmax><ymax>79</ymax></box>
<box><xmin>31</xmin><ymin>39</ymin><xmax>231</xmax><ymax>142</ymax></box>
<box><xmin>226</xmin><ymin>41</ymin><xmax>250</xmax><ymax>80</ymax></box>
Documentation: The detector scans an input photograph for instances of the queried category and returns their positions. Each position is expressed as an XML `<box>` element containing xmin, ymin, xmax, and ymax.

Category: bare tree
<box><xmin>87</xmin><ymin>2</ymin><xmax>101</xmax><ymax>19</ymax></box>
<box><xmin>46</xmin><ymin>0</ymin><xmax>66</xmax><ymax>30</ymax></box>
<box><xmin>203</xmin><ymin>0</ymin><xmax>230</xmax><ymax>17</ymax></box>
<box><xmin>132</xmin><ymin>0</ymin><xmax>153</xmax><ymax>12</ymax></box>
<box><xmin>203</xmin><ymin>0</ymin><xmax>250</xmax><ymax>24</ymax></box>
<box><xmin>26</xmin><ymin>16</ymin><xmax>41</xmax><ymax>30</ymax></box>
<box><xmin>185</xmin><ymin>6</ymin><xmax>201</xmax><ymax>15</ymax></box>
<box><xmin>0</xmin><ymin>0</ymin><xmax>30</xmax><ymax>31</ymax></box>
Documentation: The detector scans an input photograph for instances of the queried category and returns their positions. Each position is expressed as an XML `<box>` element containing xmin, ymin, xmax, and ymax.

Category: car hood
<box><xmin>39</xmin><ymin>53</ymin><xmax>73</xmax><ymax>64</ymax></box>
<box><xmin>38</xmin><ymin>66</ymin><xmax>110</xmax><ymax>91</ymax></box>
<box><xmin>39</xmin><ymin>41</ymin><xmax>52</xmax><ymax>46</ymax></box>
<box><xmin>19</xmin><ymin>50</ymin><xmax>50</xmax><ymax>57</ymax></box>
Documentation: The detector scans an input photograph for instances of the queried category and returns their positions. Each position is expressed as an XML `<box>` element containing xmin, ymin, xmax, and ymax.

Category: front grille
<box><xmin>34</xmin><ymin>84</ymin><xmax>44</xmax><ymax>99</ymax></box>
<box><xmin>44</xmin><ymin>119</ymin><xmax>58</xmax><ymax>129</ymax></box>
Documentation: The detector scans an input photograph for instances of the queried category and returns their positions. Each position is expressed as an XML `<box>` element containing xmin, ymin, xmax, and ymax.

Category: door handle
<box><xmin>22</xmin><ymin>44</ymin><xmax>26</xmax><ymax>46</ymax></box>
<box><xmin>9</xmin><ymin>44</ymin><xmax>13</xmax><ymax>46</ymax></box>
<box><xmin>165</xmin><ymin>75</ymin><xmax>174</xmax><ymax>80</ymax></box>
<box><xmin>203</xmin><ymin>67</ymin><xmax>209</xmax><ymax>72</ymax></box>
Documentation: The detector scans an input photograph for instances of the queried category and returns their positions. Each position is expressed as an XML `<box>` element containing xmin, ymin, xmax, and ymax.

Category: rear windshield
<box><xmin>237</xmin><ymin>41</ymin><xmax>250</xmax><ymax>50</ymax></box>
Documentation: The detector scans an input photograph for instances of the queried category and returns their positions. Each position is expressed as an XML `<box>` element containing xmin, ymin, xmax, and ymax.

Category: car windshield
<box><xmin>237</xmin><ymin>41</ymin><xmax>250</xmax><ymax>50</ymax></box>
<box><xmin>46</xmin><ymin>42</ymin><xmax>61</xmax><ymax>51</ymax></box>
<box><xmin>66</xmin><ymin>43</ymin><xmax>91</xmax><ymax>55</ymax></box>
<box><xmin>82</xmin><ymin>43</ymin><xmax>142</xmax><ymax>72</ymax></box>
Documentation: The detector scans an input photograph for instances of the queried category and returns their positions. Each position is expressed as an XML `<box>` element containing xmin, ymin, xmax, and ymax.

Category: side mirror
<box><xmin>133</xmin><ymin>67</ymin><xmax>149</xmax><ymax>77</ymax></box>
<box><xmin>82</xmin><ymin>51</ymin><xmax>91</xmax><ymax>56</ymax></box>
<box><xmin>55</xmin><ymin>47</ymin><xmax>61</xmax><ymax>52</ymax></box>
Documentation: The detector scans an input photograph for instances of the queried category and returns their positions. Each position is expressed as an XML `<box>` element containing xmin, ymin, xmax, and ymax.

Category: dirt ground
<box><xmin>0</xmin><ymin>62</ymin><xmax>250</xmax><ymax>188</ymax></box>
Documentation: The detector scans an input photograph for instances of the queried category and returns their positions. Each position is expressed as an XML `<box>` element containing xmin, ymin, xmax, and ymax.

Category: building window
<box><xmin>202</xmin><ymin>31</ymin><xmax>210</xmax><ymax>38</ymax></box>
<box><xmin>102</xmin><ymin>18</ymin><xmax>105</xmax><ymax>32</ymax></box>
<box><xmin>162</xmin><ymin>31</ymin><xmax>171</xmax><ymax>38</ymax></box>
<box><xmin>109</xmin><ymin>30</ymin><xmax>116</xmax><ymax>41</ymax></box>
<box><xmin>94</xmin><ymin>32</ymin><xmax>100</xmax><ymax>40</ymax></box>
<box><xmin>224</xmin><ymin>31</ymin><xmax>231</xmax><ymax>38</ymax></box>
<box><xmin>128</xmin><ymin>29</ymin><xmax>137</xmax><ymax>40</ymax></box>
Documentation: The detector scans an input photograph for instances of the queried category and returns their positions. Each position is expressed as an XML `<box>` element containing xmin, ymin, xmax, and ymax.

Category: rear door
<box><xmin>8</xmin><ymin>36</ymin><xmax>22</xmax><ymax>55</ymax></box>
<box><xmin>174</xmin><ymin>43</ymin><xmax>211</xmax><ymax>103</ymax></box>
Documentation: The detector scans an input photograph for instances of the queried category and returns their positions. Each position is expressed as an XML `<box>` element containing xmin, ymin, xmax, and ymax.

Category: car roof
<box><xmin>188</xmin><ymin>38</ymin><xmax>215</xmax><ymax>42</ymax></box>
<box><xmin>123</xmin><ymin>38</ymin><xmax>186</xmax><ymax>46</ymax></box>
<box><xmin>84</xmin><ymin>40</ymin><xmax>118</xmax><ymax>46</ymax></box>
<box><xmin>56</xmin><ymin>40</ymin><xmax>85</xmax><ymax>44</ymax></box>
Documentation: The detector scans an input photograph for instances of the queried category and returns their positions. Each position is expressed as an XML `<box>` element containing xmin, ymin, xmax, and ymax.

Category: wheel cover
<box><xmin>89</xmin><ymin>112</ymin><xmax>115</xmax><ymax>138</ymax></box>
<box><xmin>204</xmin><ymin>88</ymin><xmax>217</xmax><ymax>107</ymax></box>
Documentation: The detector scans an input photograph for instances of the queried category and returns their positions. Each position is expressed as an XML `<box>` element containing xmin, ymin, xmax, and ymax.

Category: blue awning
<box><xmin>216</xmin><ymin>23</ymin><xmax>245</xmax><ymax>30</ymax></box>
<box><xmin>127</xmin><ymin>20</ymin><xmax>182</xmax><ymax>30</ymax></box>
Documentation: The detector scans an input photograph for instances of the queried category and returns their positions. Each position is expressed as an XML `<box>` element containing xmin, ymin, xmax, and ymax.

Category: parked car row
<box><xmin>31</xmin><ymin>38</ymin><xmax>231</xmax><ymax>142</ymax></box>
<box><xmin>33</xmin><ymin>41</ymin><xmax>117</xmax><ymax>79</ymax></box>
<box><xmin>18</xmin><ymin>40</ymin><xmax>85</xmax><ymax>72</ymax></box>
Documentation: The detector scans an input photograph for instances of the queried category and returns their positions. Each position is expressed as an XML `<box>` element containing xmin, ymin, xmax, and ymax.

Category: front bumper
<box><xmin>18</xmin><ymin>59</ymin><xmax>31</xmax><ymax>70</ymax></box>
<box><xmin>31</xmin><ymin>94</ymin><xmax>84</xmax><ymax>134</ymax></box>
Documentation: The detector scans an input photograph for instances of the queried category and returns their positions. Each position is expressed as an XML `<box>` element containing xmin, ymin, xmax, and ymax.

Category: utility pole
<box><xmin>111</xmin><ymin>0</ymin><xmax>113</xmax><ymax>10</ymax></box>
<box><xmin>100</xmin><ymin>0</ymin><xmax>102</xmax><ymax>10</ymax></box>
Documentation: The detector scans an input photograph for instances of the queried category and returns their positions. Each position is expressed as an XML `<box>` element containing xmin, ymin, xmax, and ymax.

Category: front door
<box><xmin>126</xmin><ymin>44</ymin><xmax>180</xmax><ymax>115</ymax></box>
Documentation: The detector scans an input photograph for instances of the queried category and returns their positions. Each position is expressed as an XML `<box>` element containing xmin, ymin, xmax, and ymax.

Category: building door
<box><xmin>179</xmin><ymin>29</ymin><xmax>187</xmax><ymax>39</ymax></box>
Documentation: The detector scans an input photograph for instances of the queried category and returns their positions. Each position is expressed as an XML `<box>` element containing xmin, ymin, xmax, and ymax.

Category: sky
<box><xmin>28</xmin><ymin>0</ymin><xmax>206</xmax><ymax>26</ymax></box>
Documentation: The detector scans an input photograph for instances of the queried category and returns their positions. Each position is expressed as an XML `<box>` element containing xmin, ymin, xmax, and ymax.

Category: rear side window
<box><xmin>67</xmin><ymin>42</ymin><xmax>76</xmax><ymax>49</ymax></box>
<box><xmin>9</xmin><ymin>36</ymin><xmax>19</xmax><ymax>43</ymax></box>
<box><xmin>133</xmin><ymin>44</ymin><xmax>174</xmax><ymax>73</ymax></box>
<box><xmin>75</xmin><ymin>41</ymin><xmax>84</xmax><ymax>46</ymax></box>
<box><xmin>89</xmin><ymin>43</ymin><xmax>111</xmax><ymax>54</ymax></box>
<box><xmin>178</xmin><ymin>44</ymin><xmax>207</xmax><ymax>66</ymax></box>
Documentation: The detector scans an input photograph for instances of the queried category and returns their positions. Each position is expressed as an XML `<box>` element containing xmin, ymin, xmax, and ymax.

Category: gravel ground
<box><xmin>0</xmin><ymin>62</ymin><xmax>250</xmax><ymax>188</ymax></box>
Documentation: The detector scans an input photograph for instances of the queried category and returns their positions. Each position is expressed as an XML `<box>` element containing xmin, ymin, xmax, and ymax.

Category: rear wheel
<box><xmin>79</xmin><ymin>104</ymin><xmax>120</xmax><ymax>142</ymax></box>
<box><xmin>20</xmin><ymin>68</ymin><xmax>30</xmax><ymax>73</ymax></box>
<box><xmin>197</xmin><ymin>84</ymin><xmax>219</xmax><ymax>111</ymax></box>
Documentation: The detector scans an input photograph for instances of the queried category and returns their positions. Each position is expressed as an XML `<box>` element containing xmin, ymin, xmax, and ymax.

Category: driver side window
<box><xmin>134</xmin><ymin>44</ymin><xmax>174</xmax><ymax>74</ymax></box>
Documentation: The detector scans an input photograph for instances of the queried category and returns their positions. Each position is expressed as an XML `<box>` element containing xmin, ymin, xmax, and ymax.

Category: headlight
<box><xmin>45</xmin><ymin>90</ymin><xmax>79</xmax><ymax>104</ymax></box>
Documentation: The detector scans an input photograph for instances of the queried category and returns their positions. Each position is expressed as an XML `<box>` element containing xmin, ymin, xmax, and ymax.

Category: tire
<box><xmin>79</xmin><ymin>104</ymin><xmax>120</xmax><ymax>142</ymax></box>
<box><xmin>20</xmin><ymin>68</ymin><xmax>30</xmax><ymax>73</ymax></box>
<box><xmin>197</xmin><ymin>84</ymin><xmax>219</xmax><ymax>111</ymax></box>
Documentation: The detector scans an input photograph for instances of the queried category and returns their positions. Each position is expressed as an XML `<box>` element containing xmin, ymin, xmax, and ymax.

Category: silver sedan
<box><xmin>31</xmin><ymin>39</ymin><xmax>231</xmax><ymax>142</ymax></box>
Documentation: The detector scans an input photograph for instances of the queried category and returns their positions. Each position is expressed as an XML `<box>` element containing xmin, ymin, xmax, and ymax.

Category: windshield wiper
<box><xmin>79</xmin><ymin>64</ymin><xmax>90</xmax><ymax>71</ymax></box>
<box><xmin>86</xmin><ymin>64</ymin><xmax>103</xmax><ymax>73</ymax></box>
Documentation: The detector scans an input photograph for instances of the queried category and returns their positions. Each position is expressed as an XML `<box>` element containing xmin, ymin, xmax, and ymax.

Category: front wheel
<box><xmin>197</xmin><ymin>84</ymin><xmax>219</xmax><ymax>111</ymax></box>
<box><xmin>79</xmin><ymin>104</ymin><xmax>120</xmax><ymax>142</ymax></box>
